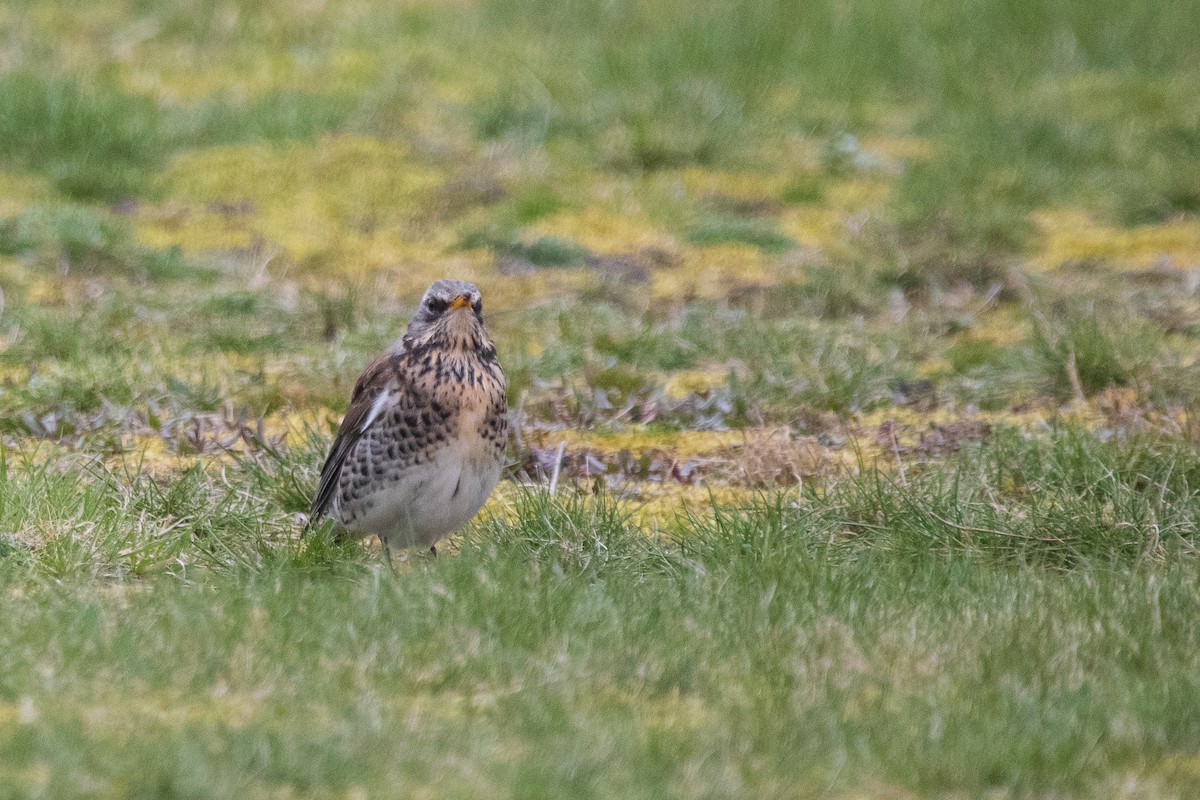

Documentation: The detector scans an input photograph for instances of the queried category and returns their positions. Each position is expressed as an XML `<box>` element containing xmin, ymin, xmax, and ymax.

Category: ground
<box><xmin>2</xmin><ymin>1</ymin><xmax>1200</xmax><ymax>797</ymax></box>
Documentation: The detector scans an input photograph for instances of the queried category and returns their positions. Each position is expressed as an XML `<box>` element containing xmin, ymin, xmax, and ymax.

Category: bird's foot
<box><xmin>381</xmin><ymin>538</ymin><xmax>397</xmax><ymax>569</ymax></box>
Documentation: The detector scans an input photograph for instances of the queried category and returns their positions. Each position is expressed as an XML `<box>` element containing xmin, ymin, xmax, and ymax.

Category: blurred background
<box><xmin>1</xmin><ymin>0</ymin><xmax>1199</xmax><ymax>493</ymax></box>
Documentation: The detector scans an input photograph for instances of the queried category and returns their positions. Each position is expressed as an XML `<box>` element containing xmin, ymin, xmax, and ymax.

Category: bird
<box><xmin>309</xmin><ymin>279</ymin><xmax>507</xmax><ymax>559</ymax></box>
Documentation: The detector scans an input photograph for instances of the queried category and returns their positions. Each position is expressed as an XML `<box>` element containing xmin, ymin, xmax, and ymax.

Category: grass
<box><xmin>0</xmin><ymin>72</ymin><xmax>165</xmax><ymax>201</ymax></box>
<box><xmin>1</xmin><ymin>0</ymin><xmax>1200</xmax><ymax>795</ymax></box>
<box><xmin>686</xmin><ymin>214</ymin><xmax>796</xmax><ymax>253</ymax></box>
<box><xmin>1</xmin><ymin>449</ymin><xmax>1200</xmax><ymax>796</ymax></box>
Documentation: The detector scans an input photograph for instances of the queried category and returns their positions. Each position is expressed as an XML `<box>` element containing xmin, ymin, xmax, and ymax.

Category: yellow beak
<box><xmin>449</xmin><ymin>294</ymin><xmax>472</xmax><ymax>311</ymax></box>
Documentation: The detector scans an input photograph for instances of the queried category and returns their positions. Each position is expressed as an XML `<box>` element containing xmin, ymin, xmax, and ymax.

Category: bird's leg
<box><xmin>381</xmin><ymin>536</ymin><xmax>394</xmax><ymax>567</ymax></box>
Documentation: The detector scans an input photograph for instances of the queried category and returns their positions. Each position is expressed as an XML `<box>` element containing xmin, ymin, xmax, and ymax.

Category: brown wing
<box><xmin>309</xmin><ymin>351</ymin><xmax>404</xmax><ymax>520</ymax></box>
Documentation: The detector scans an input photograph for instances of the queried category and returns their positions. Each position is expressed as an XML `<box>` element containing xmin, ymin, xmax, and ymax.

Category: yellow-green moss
<box><xmin>146</xmin><ymin>136</ymin><xmax>446</xmax><ymax>281</ymax></box>
<box><xmin>1034</xmin><ymin>210</ymin><xmax>1200</xmax><ymax>271</ymax></box>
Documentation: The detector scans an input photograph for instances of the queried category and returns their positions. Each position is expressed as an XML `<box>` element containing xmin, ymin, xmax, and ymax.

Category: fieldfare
<box><xmin>310</xmin><ymin>279</ymin><xmax>507</xmax><ymax>557</ymax></box>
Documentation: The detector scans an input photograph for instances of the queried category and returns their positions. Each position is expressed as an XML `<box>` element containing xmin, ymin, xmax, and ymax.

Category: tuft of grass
<box><xmin>179</xmin><ymin>90</ymin><xmax>358</xmax><ymax>145</ymax></box>
<box><xmin>470</xmin><ymin>87</ymin><xmax>555</xmax><ymax>147</ymax></box>
<box><xmin>510</xmin><ymin>185</ymin><xmax>564</xmax><ymax>224</ymax></box>
<box><xmin>748</xmin><ymin>268</ymin><xmax>879</xmax><ymax>320</ymax></box>
<box><xmin>779</xmin><ymin>172</ymin><xmax>827</xmax><ymax>205</ymax></box>
<box><xmin>0</xmin><ymin>206</ymin><xmax>204</xmax><ymax>282</ymax></box>
<box><xmin>822</xmin><ymin>426</ymin><xmax>1200</xmax><ymax>565</ymax></box>
<box><xmin>0</xmin><ymin>73</ymin><xmax>165</xmax><ymax>201</ymax></box>
<box><xmin>685</xmin><ymin>214</ymin><xmax>796</xmax><ymax>253</ymax></box>
<box><xmin>460</xmin><ymin>227</ymin><xmax>590</xmax><ymax>268</ymax></box>
<box><xmin>1027</xmin><ymin>305</ymin><xmax>1166</xmax><ymax>401</ymax></box>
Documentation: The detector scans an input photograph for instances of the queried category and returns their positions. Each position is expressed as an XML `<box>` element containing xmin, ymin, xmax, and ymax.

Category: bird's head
<box><xmin>403</xmin><ymin>279</ymin><xmax>492</xmax><ymax>354</ymax></box>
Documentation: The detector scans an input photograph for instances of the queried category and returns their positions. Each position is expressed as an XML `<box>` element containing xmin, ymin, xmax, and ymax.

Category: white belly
<box><xmin>340</xmin><ymin>443</ymin><xmax>502</xmax><ymax>549</ymax></box>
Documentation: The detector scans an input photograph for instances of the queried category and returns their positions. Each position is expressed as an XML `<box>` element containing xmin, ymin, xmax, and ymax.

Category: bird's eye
<box><xmin>426</xmin><ymin>297</ymin><xmax>449</xmax><ymax>314</ymax></box>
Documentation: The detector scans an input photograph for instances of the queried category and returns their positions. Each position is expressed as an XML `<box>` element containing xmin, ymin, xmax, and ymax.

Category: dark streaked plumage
<box><xmin>310</xmin><ymin>279</ymin><xmax>507</xmax><ymax>554</ymax></box>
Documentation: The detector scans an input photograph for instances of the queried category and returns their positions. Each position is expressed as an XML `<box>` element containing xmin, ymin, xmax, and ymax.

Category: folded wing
<box><xmin>309</xmin><ymin>352</ymin><xmax>406</xmax><ymax>521</ymax></box>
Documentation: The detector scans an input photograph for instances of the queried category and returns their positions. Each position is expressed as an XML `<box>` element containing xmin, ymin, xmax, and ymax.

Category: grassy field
<box><xmin>2</xmin><ymin>0</ymin><xmax>1200</xmax><ymax>796</ymax></box>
